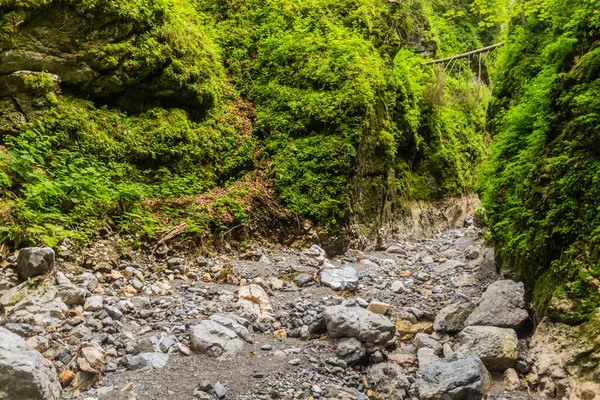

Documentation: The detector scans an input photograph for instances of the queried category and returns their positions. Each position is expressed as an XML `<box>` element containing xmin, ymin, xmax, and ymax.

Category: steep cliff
<box><xmin>0</xmin><ymin>0</ymin><xmax>490</xmax><ymax>248</ymax></box>
<box><xmin>481</xmin><ymin>0</ymin><xmax>600</xmax><ymax>389</ymax></box>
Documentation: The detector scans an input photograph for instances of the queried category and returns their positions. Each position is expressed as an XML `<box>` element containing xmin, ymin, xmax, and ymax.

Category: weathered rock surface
<box><xmin>465</xmin><ymin>280</ymin><xmax>529</xmax><ymax>329</ymax></box>
<box><xmin>335</xmin><ymin>337</ymin><xmax>366</xmax><ymax>365</ymax></box>
<box><xmin>416</xmin><ymin>354</ymin><xmax>491</xmax><ymax>400</ymax></box>
<box><xmin>128</xmin><ymin>352</ymin><xmax>169</xmax><ymax>370</ymax></box>
<box><xmin>324</xmin><ymin>306</ymin><xmax>395</xmax><ymax>347</ymax></box>
<box><xmin>208</xmin><ymin>314</ymin><xmax>254</xmax><ymax>344</ymax></box>
<box><xmin>300</xmin><ymin>244</ymin><xmax>327</xmax><ymax>267</ymax></box>
<box><xmin>189</xmin><ymin>320</ymin><xmax>245</xmax><ymax>358</ymax></box>
<box><xmin>17</xmin><ymin>247</ymin><xmax>55</xmax><ymax>279</ymax></box>
<box><xmin>368</xmin><ymin>362</ymin><xmax>410</xmax><ymax>399</ymax></box>
<box><xmin>413</xmin><ymin>333</ymin><xmax>442</xmax><ymax>355</ymax></box>
<box><xmin>320</xmin><ymin>265</ymin><xmax>358</xmax><ymax>292</ymax></box>
<box><xmin>238</xmin><ymin>284</ymin><xmax>273</xmax><ymax>319</ymax></box>
<box><xmin>433</xmin><ymin>302</ymin><xmax>474</xmax><ymax>333</ymax></box>
<box><xmin>56</xmin><ymin>284</ymin><xmax>88</xmax><ymax>306</ymax></box>
<box><xmin>0</xmin><ymin>327</ymin><xmax>62</xmax><ymax>399</ymax></box>
<box><xmin>457</xmin><ymin>326</ymin><xmax>518</xmax><ymax>371</ymax></box>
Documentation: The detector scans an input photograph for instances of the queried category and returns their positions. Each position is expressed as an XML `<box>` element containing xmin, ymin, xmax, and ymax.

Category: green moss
<box><xmin>0</xmin><ymin>93</ymin><xmax>258</xmax><ymax>247</ymax></box>
<box><xmin>21</xmin><ymin>72</ymin><xmax>54</xmax><ymax>91</ymax></box>
<box><xmin>198</xmin><ymin>0</ymin><xmax>488</xmax><ymax>228</ymax></box>
<box><xmin>481</xmin><ymin>0</ymin><xmax>600</xmax><ymax>324</ymax></box>
<box><xmin>1</xmin><ymin>0</ymin><xmax>492</xmax><ymax>246</ymax></box>
<box><xmin>1</xmin><ymin>0</ymin><xmax>227</xmax><ymax>113</ymax></box>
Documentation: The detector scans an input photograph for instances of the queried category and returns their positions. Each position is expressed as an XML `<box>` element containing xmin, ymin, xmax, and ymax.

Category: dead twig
<box><xmin>151</xmin><ymin>222</ymin><xmax>187</xmax><ymax>259</ymax></box>
<box><xmin>64</xmin><ymin>344</ymin><xmax>82</xmax><ymax>372</ymax></box>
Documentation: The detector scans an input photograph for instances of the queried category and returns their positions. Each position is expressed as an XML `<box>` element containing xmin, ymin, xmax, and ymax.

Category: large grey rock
<box><xmin>456</xmin><ymin>326</ymin><xmax>518</xmax><ymax>371</ymax></box>
<box><xmin>137</xmin><ymin>332</ymin><xmax>177</xmax><ymax>353</ymax></box>
<box><xmin>293</xmin><ymin>273</ymin><xmax>314</xmax><ymax>287</ymax></box>
<box><xmin>417</xmin><ymin>347</ymin><xmax>441</xmax><ymax>366</ymax></box>
<box><xmin>16</xmin><ymin>247</ymin><xmax>55</xmax><ymax>279</ymax></box>
<box><xmin>128</xmin><ymin>352</ymin><xmax>169</xmax><ymax>370</ymax></box>
<box><xmin>413</xmin><ymin>333</ymin><xmax>442</xmax><ymax>355</ymax></box>
<box><xmin>465</xmin><ymin>280</ymin><xmax>529</xmax><ymax>329</ymax></box>
<box><xmin>434</xmin><ymin>302</ymin><xmax>474</xmax><ymax>333</ymax></box>
<box><xmin>300</xmin><ymin>244</ymin><xmax>327</xmax><ymax>267</ymax></box>
<box><xmin>10</xmin><ymin>286</ymin><xmax>67</xmax><ymax>327</ymax></box>
<box><xmin>324</xmin><ymin>306</ymin><xmax>395</xmax><ymax>347</ymax></box>
<box><xmin>320</xmin><ymin>265</ymin><xmax>358</xmax><ymax>292</ymax></box>
<box><xmin>56</xmin><ymin>284</ymin><xmax>89</xmax><ymax>306</ymax></box>
<box><xmin>416</xmin><ymin>354</ymin><xmax>491</xmax><ymax>400</ymax></box>
<box><xmin>336</xmin><ymin>337</ymin><xmax>366</xmax><ymax>365</ymax></box>
<box><xmin>189</xmin><ymin>320</ymin><xmax>244</xmax><ymax>358</ymax></box>
<box><xmin>0</xmin><ymin>327</ymin><xmax>62</xmax><ymax>399</ymax></box>
<box><xmin>209</xmin><ymin>314</ymin><xmax>254</xmax><ymax>344</ymax></box>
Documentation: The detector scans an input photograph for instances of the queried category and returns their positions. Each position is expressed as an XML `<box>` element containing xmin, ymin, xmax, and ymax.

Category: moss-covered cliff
<box><xmin>481</xmin><ymin>0</ymin><xmax>600</xmax><ymax>327</ymax></box>
<box><xmin>0</xmin><ymin>0</ymin><xmax>490</xmax><ymax>248</ymax></box>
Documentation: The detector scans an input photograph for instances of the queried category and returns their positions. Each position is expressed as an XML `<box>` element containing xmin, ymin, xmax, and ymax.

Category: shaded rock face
<box><xmin>324</xmin><ymin>306</ymin><xmax>395</xmax><ymax>347</ymax></box>
<box><xmin>416</xmin><ymin>354</ymin><xmax>491</xmax><ymax>400</ymax></box>
<box><xmin>0</xmin><ymin>3</ymin><xmax>222</xmax><ymax>116</ymax></box>
<box><xmin>356</xmin><ymin>194</ymin><xmax>481</xmax><ymax>246</ymax></box>
<box><xmin>465</xmin><ymin>280</ymin><xmax>529</xmax><ymax>329</ymax></box>
<box><xmin>0</xmin><ymin>327</ymin><xmax>62</xmax><ymax>400</ymax></box>
<box><xmin>457</xmin><ymin>326</ymin><xmax>518</xmax><ymax>372</ymax></box>
<box><xmin>17</xmin><ymin>247</ymin><xmax>55</xmax><ymax>280</ymax></box>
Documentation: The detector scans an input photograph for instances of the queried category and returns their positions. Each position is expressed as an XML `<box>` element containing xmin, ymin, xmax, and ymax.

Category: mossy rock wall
<box><xmin>0</xmin><ymin>0</ymin><xmax>226</xmax><ymax>114</ymax></box>
<box><xmin>481</xmin><ymin>1</ymin><xmax>600</xmax><ymax>327</ymax></box>
<box><xmin>0</xmin><ymin>0</ymin><xmax>491</xmax><ymax>249</ymax></box>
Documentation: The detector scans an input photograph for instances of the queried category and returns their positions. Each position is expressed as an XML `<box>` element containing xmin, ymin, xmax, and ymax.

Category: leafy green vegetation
<box><xmin>0</xmin><ymin>95</ymin><xmax>259</xmax><ymax>247</ymax></box>
<box><xmin>0</xmin><ymin>0</ymin><xmax>491</xmax><ymax>247</ymax></box>
<box><xmin>481</xmin><ymin>0</ymin><xmax>600</xmax><ymax>324</ymax></box>
<box><xmin>198</xmin><ymin>0</ymin><xmax>488</xmax><ymax>228</ymax></box>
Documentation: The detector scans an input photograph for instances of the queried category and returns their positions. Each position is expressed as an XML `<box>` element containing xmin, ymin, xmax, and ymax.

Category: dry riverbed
<box><xmin>0</xmin><ymin>220</ymin><xmax>545</xmax><ymax>400</ymax></box>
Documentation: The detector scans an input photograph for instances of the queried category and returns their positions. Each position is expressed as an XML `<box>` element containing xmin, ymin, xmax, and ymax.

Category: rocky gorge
<box><xmin>2</xmin><ymin>214</ymin><xmax>596</xmax><ymax>400</ymax></box>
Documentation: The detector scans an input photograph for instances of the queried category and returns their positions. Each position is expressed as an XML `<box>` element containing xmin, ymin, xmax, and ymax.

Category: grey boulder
<box><xmin>189</xmin><ymin>320</ymin><xmax>244</xmax><ymax>358</ymax></box>
<box><xmin>434</xmin><ymin>302</ymin><xmax>474</xmax><ymax>333</ymax></box>
<box><xmin>465</xmin><ymin>280</ymin><xmax>529</xmax><ymax>329</ymax></box>
<box><xmin>368</xmin><ymin>362</ymin><xmax>410</xmax><ymax>399</ymax></box>
<box><xmin>324</xmin><ymin>306</ymin><xmax>395</xmax><ymax>347</ymax></box>
<box><xmin>128</xmin><ymin>352</ymin><xmax>169</xmax><ymax>370</ymax></box>
<box><xmin>336</xmin><ymin>337</ymin><xmax>366</xmax><ymax>365</ymax></box>
<box><xmin>56</xmin><ymin>284</ymin><xmax>89</xmax><ymax>306</ymax></box>
<box><xmin>17</xmin><ymin>247</ymin><xmax>55</xmax><ymax>279</ymax></box>
<box><xmin>416</xmin><ymin>354</ymin><xmax>491</xmax><ymax>400</ymax></box>
<box><xmin>413</xmin><ymin>333</ymin><xmax>442</xmax><ymax>355</ymax></box>
<box><xmin>0</xmin><ymin>327</ymin><xmax>62</xmax><ymax>399</ymax></box>
<box><xmin>209</xmin><ymin>314</ymin><xmax>254</xmax><ymax>343</ymax></box>
<box><xmin>320</xmin><ymin>265</ymin><xmax>358</xmax><ymax>292</ymax></box>
<box><xmin>456</xmin><ymin>326</ymin><xmax>518</xmax><ymax>371</ymax></box>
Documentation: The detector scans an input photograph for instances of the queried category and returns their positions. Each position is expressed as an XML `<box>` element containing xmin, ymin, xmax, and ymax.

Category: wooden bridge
<box><xmin>424</xmin><ymin>42</ymin><xmax>505</xmax><ymax>81</ymax></box>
